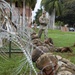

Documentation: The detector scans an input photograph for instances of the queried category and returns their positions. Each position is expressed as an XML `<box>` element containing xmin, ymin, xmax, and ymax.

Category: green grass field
<box><xmin>0</xmin><ymin>29</ymin><xmax>75</xmax><ymax>75</ymax></box>
<box><xmin>47</xmin><ymin>29</ymin><xmax>75</xmax><ymax>63</ymax></box>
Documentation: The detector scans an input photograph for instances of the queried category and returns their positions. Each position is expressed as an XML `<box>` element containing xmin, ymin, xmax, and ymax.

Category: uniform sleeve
<box><xmin>39</xmin><ymin>16</ymin><xmax>44</xmax><ymax>23</ymax></box>
<box><xmin>46</xmin><ymin>18</ymin><xmax>49</xmax><ymax>24</ymax></box>
<box><xmin>39</xmin><ymin>16</ymin><xmax>49</xmax><ymax>25</ymax></box>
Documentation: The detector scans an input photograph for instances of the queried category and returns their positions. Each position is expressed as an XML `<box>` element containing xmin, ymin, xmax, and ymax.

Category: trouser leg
<box><xmin>44</xmin><ymin>29</ymin><xmax>48</xmax><ymax>39</ymax></box>
<box><xmin>38</xmin><ymin>29</ymin><xmax>43</xmax><ymax>38</ymax></box>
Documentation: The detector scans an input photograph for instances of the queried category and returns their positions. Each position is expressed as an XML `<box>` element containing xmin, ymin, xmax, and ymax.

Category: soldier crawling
<box><xmin>31</xmin><ymin>47</ymin><xmax>75</xmax><ymax>75</ymax></box>
<box><xmin>31</xmin><ymin>32</ymin><xmax>43</xmax><ymax>46</ymax></box>
<box><xmin>31</xmin><ymin>31</ymin><xmax>75</xmax><ymax>75</ymax></box>
<box><xmin>56</xmin><ymin>47</ymin><xmax>72</xmax><ymax>52</ymax></box>
<box><xmin>31</xmin><ymin>32</ymin><xmax>56</xmax><ymax>52</ymax></box>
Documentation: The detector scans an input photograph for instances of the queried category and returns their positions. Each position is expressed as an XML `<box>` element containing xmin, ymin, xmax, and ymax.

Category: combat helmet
<box><xmin>31</xmin><ymin>32</ymin><xmax>39</xmax><ymax>40</ymax></box>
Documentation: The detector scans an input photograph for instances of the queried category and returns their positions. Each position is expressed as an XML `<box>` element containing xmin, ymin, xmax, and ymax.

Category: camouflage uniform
<box><xmin>56</xmin><ymin>55</ymin><xmax>75</xmax><ymax>75</ymax></box>
<box><xmin>32</xmin><ymin>39</ymin><xmax>43</xmax><ymax>46</ymax></box>
<box><xmin>31</xmin><ymin>47</ymin><xmax>75</xmax><ymax>75</ymax></box>
<box><xmin>38</xmin><ymin>11</ymin><xmax>49</xmax><ymax>39</ymax></box>
<box><xmin>32</xmin><ymin>46</ymin><xmax>49</xmax><ymax>62</ymax></box>
<box><xmin>31</xmin><ymin>32</ymin><xmax>39</xmax><ymax>40</ymax></box>
<box><xmin>35</xmin><ymin>53</ymin><xmax>75</xmax><ymax>75</ymax></box>
<box><xmin>31</xmin><ymin>31</ymin><xmax>55</xmax><ymax>52</ymax></box>
<box><xmin>31</xmin><ymin>32</ymin><xmax>43</xmax><ymax>46</ymax></box>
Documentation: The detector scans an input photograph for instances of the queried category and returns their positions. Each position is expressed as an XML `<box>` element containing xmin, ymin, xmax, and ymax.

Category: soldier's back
<box><xmin>56</xmin><ymin>55</ymin><xmax>75</xmax><ymax>75</ymax></box>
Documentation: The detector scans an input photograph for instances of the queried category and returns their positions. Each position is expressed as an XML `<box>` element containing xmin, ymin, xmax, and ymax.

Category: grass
<box><xmin>48</xmin><ymin>29</ymin><xmax>75</xmax><ymax>47</ymax></box>
<box><xmin>0</xmin><ymin>54</ymin><xmax>23</xmax><ymax>75</ymax></box>
<box><xmin>0</xmin><ymin>29</ymin><xmax>75</xmax><ymax>75</ymax></box>
<box><xmin>0</xmin><ymin>54</ymin><xmax>38</xmax><ymax>75</ymax></box>
<box><xmin>47</xmin><ymin>29</ymin><xmax>75</xmax><ymax>63</ymax></box>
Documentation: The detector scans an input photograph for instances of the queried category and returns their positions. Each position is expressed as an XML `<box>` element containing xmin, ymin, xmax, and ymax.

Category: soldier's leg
<box><xmin>44</xmin><ymin>28</ymin><xmax>48</xmax><ymax>39</ymax></box>
<box><xmin>38</xmin><ymin>29</ymin><xmax>43</xmax><ymax>38</ymax></box>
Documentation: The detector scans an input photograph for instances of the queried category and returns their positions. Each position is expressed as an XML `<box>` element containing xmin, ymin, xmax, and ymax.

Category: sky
<box><xmin>32</xmin><ymin>0</ymin><xmax>42</xmax><ymax>21</ymax></box>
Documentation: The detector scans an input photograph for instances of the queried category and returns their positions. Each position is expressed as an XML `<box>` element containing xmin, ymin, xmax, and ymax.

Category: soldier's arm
<box><xmin>46</xmin><ymin>18</ymin><xmax>49</xmax><ymax>24</ymax></box>
<box><xmin>39</xmin><ymin>16</ymin><xmax>45</xmax><ymax>23</ymax></box>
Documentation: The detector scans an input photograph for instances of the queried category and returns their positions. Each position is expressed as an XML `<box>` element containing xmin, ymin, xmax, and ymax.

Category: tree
<box><xmin>42</xmin><ymin>0</ymin><xmax>62</xmax><ymax>15</ymax></box>
<box><xmin>56</xmin><ymin>0</ymin><xmax>75</xmax><ymax>26</ymax></box>
<box><xmin>41</xmin><ymin>0</ymin><xmax>63</xmax><ymax>29</ymax></box>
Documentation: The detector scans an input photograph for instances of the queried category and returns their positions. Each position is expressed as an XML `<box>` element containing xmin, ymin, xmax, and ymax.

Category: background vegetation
<box><xmin>35</xmin><ymin>0</ymin><xmax>75</xmax><ymax>27</ymax></box>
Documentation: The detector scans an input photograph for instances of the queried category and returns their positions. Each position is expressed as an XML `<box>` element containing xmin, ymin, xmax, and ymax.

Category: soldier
<box><xmin>31</xmin><ymin>32</ymin><xmax>55</xmax><ymax>51</ymax></box>
<box><xmin>35</xmin><ymin>53</ymin><xmax>75</xmax><ymax>75</ymax></box>
<box><xmin>31</xmin><ymin>32</ymin><xmax>39</xmax><ymax>40</ymax></box>
<box><xmin>44</xmin><ymin>38</ymin><xmax>54</xmax><ymax>46</ymax></box>
<box><xmin>33</xmin><ymin>21</ymin><xmax>37</xmax><ymax>30</ymax></box>
<box><xmin>32</xmin><ymin>46</ymin><xmax>49</xmax><ymax>62</ymax></box>
<box><xmin>31</xmin><ymin>47</ymin><xmax>75</xmax><ymax>75</ymax></box>
<box><xmin>31</xmin><ymin>32</ymin><xmax>43</xmax><ymax>46</ymax></box>
<box><xmin>56</xmin><ymin>47</ymin><xmax>72</xmax><ymax>52</ymax></box>
<box><xmin>38</xmin><ymin>11</ymin><xmax>49</xmax><ymax>39</ymax></box>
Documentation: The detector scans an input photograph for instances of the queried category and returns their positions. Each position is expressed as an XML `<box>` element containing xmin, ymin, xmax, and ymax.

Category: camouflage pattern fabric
<box><xmin>32</xmin><ymin>46</ymin><xmax>49</xmax><ymax>62</ymax></box>
<box><xmin>56</xmin><ymin>55</ymin><xmax>75</xmax><ymax>75</ymax></box>
<box><xmin>31</xmin><ymin>32</ymin><xmax>39</xmax><ymax>40</ymax></box>
<box><xmin>38</xmin><ymin>15</ymin><xmax>49</xmax><ymax>39</ymax></box>
<box><xmin>35</xmin><ymin>53</ymin><xmax>75</xmax><ymax>75</ymax></box>
<box><xmin>39</xmin><ymin>16</ymin><xmax>49</xmax><ymax>26</ymax></box>
<box><xmin>32</xmin><ymin>39</ymin><xmax>43</xmax><ymax>46</ymax></box>
<box><xmin>36</xmin><ymin>53</ymin><xmax>57</xmax><ymax>70</ymax></box>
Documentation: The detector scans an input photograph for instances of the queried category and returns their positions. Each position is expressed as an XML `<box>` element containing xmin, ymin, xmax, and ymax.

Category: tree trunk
<box><xmin>52</xmin><ymin>9</ymin><xmax>55</xmax><ymax>29</ymax></box>
<box><xmin>22</xmin><ymin>0</ymin><xmax>25</xmax><ymax>36</ymax></box>
<box><xmin>48</xmin><ymin>9</ymin><xmax>55</xmax><ymax>29</ymax></box>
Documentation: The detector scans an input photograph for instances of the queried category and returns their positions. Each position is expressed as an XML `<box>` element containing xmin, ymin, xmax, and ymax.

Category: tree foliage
<box><xmin>41</xmin><ymin>0</ymin><xmax>75</xmax><ymax>26</ymax></box>
<box><xmin>41</xmin><ymin>0</ymin><xmax>63</xmax><ymax>16</ymax></box>
<box><xmin>34</xmin><ymin>9</ymin><xmax>42</xmax><ymax>25</ymax></box>
<box><xmin>56</xmin><ymin>0</ymin><xmax>75</xmax><ymax>25</ymax></box>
